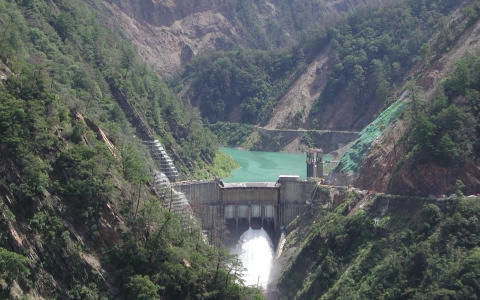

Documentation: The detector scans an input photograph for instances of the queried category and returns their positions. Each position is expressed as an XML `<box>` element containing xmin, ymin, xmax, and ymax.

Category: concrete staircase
<box><xmin>143</xmin><ymin>140</ymin><xmax>179</xmax><ymax>182</ymax></box>
<box><xmin>151</xmin><ymin>170</ymin><xmax>191</xmax><ymax>214</ymax></box>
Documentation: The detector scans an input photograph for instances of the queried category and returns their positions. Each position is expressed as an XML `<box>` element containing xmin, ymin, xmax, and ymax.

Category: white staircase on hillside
<box><xmin>143</xmin><ymin>140</ymin><xmax>179</xmax><ymax>182</ymax></box>
<box><xmin>151</xmin><ymin>170</ymin><xmax>191</xmax><ymax>215</ymax></box>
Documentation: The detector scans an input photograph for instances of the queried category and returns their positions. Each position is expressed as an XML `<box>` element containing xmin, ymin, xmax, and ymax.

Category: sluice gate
<box><xmin>174</xmin><ymin>176</ymin><xmax>315</xmax><ymax>231</ymax></box>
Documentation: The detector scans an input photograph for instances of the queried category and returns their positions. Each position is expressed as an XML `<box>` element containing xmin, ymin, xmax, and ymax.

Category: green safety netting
<box><xmin>339</xmin><ymin>98</ymin><xmax>409</xmax><ymax>173</ymax></box>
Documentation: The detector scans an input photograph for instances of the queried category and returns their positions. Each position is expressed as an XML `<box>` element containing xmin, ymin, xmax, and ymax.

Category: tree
<box><xmin>375</xmin><ymin>80</ymin><xmax>390</xmax><ymax>104</ymax></box>
<box><xmin>126</xmin><ymin>275</ymin><xmax>160</xmax><ymax>300</ymax></box>
<box><xmin>0</xmin><ymin>247</ymin><xmax>30</xmax><ymax>288</ymax></box>
<box><xmin>121</xmin><ymin>43</ymin><xmax>136</xmax><ymax>80</ymax></box>
<box><xmin>413</xmin><ymin>113</ymin><xmax>434</xmax><ymax>152</ymax></box>
<box><xmin>454</xmin><ymin>180</ymin><xmax>465</xmax><ymax>197</ymax></box>
<box><xmin>444</xmin><ymin>61</ymin><xmax>470</xmax><ymax>97</ymax></box>
<box><xmin>419</xmin><ymin>43</ymin><xmax>432</xmax><ymax>62</ymax></box>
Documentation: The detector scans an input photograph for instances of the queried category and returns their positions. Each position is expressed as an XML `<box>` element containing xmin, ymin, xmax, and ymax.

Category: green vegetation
<box><xmin>0</xmin><ymin>0</ymin><xmax>479</xmax><ymax>298</ymax></box>
<box><xmin>0</xmin><ymin>0</ymin><xmax>220</xmax><ymax>179</ymax></box>
<box><xmin>310</xmin><ymin>0</ymin><xmax>457</xmax><ymax>123</ymax></box>
<box><xmin>0</xmin><ymin>247</ymin><xmax>30</xmax><ymax>289</ymax></box>
<box><xmin>209</xmin><ymin>122</ymin><xmax>255</xmax><ymax>147</ymax></box>
<box><xmin>177</xmin><ymin>47</ymin><xmax>311</xmax><ymax>125</ymax></box>
<box><xmin>191</xmin><ymin>150</ymin><xmax>240</xmax><ymax>180</ymax></box>
<box><xmin>277</xmin><ymin>193</ymin><xmax>480</xmax><ymax>299</ymax></box>
<box><xmin>408</xmin><ymin>53</ymin><xmax>480</xmax><ymax>168</ymax></box>
<box><xmin>0</xmin><ymin>0</ymin><xmax>261</xmax><ymax>298</ymax></box>
<box><xmin>176</xmin><ymin>0</ymin><xmax>459</xmax><ymax>133</ymax></box>
<box><xmin>300</xmin><ymin>131</ymin><xmax>315</xmax><ymax>148</ymax></box>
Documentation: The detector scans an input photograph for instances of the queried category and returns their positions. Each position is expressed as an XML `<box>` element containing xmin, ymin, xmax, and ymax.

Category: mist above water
<box><xmin>235</xmin><ymin>227</ymin><xmax>274</xmax><ymax>288</ymax></box>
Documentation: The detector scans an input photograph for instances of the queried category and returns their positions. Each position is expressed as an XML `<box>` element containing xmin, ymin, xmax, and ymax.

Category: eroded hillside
<box><xmin>93</xmin><ymin>0</ymin><xmax>376</xmax><ymax>78</ymax></box>
<box><xmin>329</xmin><ymin>1</ymin><xmax>480</xmax><ymax>196</ymax></box>
<box><xmin>0</xmin><ymin>0</ymin><xmax>261</xmax><ymax>298</ymax></box>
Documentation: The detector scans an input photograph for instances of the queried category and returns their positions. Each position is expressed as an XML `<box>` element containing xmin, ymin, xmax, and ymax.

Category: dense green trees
<box><xmin>208</xmin><ymin>122</ymin><xmax>254</xmax><ymax>147</ymax></box>
<box><xmin>0</xmin><ymin>0</ymin><xmax>220</xmax><ymax>178</ymax></box>
<box><xmin>311</xmin><ymin>0</ymin><xmax>458</xmax><ymax>121</ymax></box>
<box><xmin>409</xmin><ymin>53</ymin><xmax>480</xmax><ymax>167</ymax></box>
<box><xmin>276</xmin><ymin>194</ymin><xmax>480</xmax><ymax>299</ymax></box>
<box><xmin>0</xmin><ymin>247</ymin><xmax>30</xmax><ymax>288</ymax></box>
<box><xmin>176</xmin><ymin>0</ymin><xmax>459</xmax><ymax>134</ymax></box>
<box><xmin>177</xmin><ymin>47</ymin><xmax>309</xmax><ymax>125</ymax></box>
<box><xmin>0</xmin><ymin>0</ymin><xmax>262</xmax><ymax>298</ymax></box>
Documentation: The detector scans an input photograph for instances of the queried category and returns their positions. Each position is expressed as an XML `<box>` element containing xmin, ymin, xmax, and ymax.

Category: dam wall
<box><xmin>174</xmin><ymin>177</ymin><xmax>317</xmax><ymax>230</ymax></box>
<box><xmin>173</xmin><ymin>180</ymin><xmax>221</xmax><ymax>205</ymax></box>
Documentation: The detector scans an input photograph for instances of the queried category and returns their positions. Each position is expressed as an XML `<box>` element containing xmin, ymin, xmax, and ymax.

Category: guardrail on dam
<box><xmin>173</xmin><ymin>176</ymin><xmax>316</xmax><ymax>230</ymax></box>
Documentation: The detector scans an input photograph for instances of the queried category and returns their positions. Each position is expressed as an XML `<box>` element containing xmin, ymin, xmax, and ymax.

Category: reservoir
<box><xmin>220</xmin><ymin>147</ymin><xmax>332</xmax><ymax>183</ymax></box>
<box><xmin>220</xmin><ymin>147</ymin><xmax>307</xmax><ymax>183</ymax></box>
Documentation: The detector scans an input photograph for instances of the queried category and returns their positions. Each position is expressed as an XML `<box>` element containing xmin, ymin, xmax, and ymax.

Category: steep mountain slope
<box><xmin>330</xmin><ymin>1</ymin><xmax>480</xmax><ymax>196</ymax></box>
<box><xmin>267</xmin><ymin>188</ymin><xmax>480</xmax><ymax>300</ymax></box>
<box><xmin>92</xmin><ymin>0</ymin><xmax>377</xmax><ymax>78</ymax></box>
<box><xmin>173</xmin><ymin>0</ymin><xmax>459</xmax><ymax>143</ymax></box>
<box><xmin>0</xmin><ymin>0</ymin><xmax>261</xmax><ymax>298</ymax></box>
<box><xmin>264</xmin><ymin>44</ymin><xmax>333</xmax><ymax>129</ymax></box>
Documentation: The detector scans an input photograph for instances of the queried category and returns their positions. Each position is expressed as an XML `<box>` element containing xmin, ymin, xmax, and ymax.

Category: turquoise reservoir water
<box><xmin>220</xmin><ymin>147</ymin><xmax>309</xmax><ymax>183</ymax></box>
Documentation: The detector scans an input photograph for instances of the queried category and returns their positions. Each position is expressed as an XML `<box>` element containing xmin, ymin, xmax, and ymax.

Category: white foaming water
<box><xmin>235</xmin><ymin>227</ymin><xmax>274</xmax><ymax>288</ymax></box>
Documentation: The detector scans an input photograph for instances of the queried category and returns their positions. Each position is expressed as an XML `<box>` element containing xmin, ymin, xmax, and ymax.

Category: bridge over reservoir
<box><xmin>174</xmin><ymin>175</ymin><xmax>316</xmax><ymax>230</ymax></box>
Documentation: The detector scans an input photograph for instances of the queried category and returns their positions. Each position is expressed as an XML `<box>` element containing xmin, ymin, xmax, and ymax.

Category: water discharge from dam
<box><xmin>219</xmin><ymin>148</ymin><xmax>328</xmax><ymax>288</ymax></box>
<box><xmin>235</xmin><ymin>227</ymin><xmax>274</xmax><ymax>288</ymax></box>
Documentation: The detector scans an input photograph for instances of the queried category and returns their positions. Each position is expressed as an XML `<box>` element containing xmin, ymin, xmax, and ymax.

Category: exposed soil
<box><xmin>265</xmin><ymin>44</ymin><xmax>333</xmax><ymax>130</ymax></box>
<box><xmin>95</xmin><ymin>0</ymin><xmax>378</xmax><ymax>78</ymax></box>
<box><xmin>349</xmin><ymin>8</ymin><xmax>480</xmax><ymax>194</ymax></box>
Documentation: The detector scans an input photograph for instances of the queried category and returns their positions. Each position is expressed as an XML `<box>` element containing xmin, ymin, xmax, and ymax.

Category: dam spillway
<box><xmin>173</xmin><ymin>175</ymin><xmax>316</xmax><ymax>231</ymax></box>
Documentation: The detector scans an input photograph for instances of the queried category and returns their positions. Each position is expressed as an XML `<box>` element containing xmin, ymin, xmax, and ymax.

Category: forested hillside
<box><xmin>0</xmin><ymin>0</ymin><xmax>228</xmax><ymax>178</ymax></box>
<box><xmin>175</xmin><ymin>46</ymin><xmax>312</xmax><ymax>125</ymax></box>
<box><xmin>174</xmin><ymin>0</ymin><xmax>459</xmax><ymax>133</ymax></box>
<box><xmin>328</xmin><ymin>0</ymin><xmax>480</xmax><ymax>196</ymax></box>
<box><xmin>95</xmin><ymin>0</ymin><xmax>374</xmax><ymax>77</ymax></box>
<box><xmin>309</xmin><ymin>0</ymin><xmax>457</xmax><ymax>128</ymax></box>
<box><xmin>2</xmin><ymin>0</ymin><xmax>480</xmax><ymax>298</ymax></box>
<box><xmin>268</xmin><ymin>190</ymin><xmax>480</xmax><ymax>299</ymax></box>
<box><xmin>387</xmin><ymin>51</ymin><xmax>480</xmax><ymax>196</ymax></box>
<box><xmin>0</xmin><ymin>0</ymin><xmax>261</xmax><ymax>298</ymax></box>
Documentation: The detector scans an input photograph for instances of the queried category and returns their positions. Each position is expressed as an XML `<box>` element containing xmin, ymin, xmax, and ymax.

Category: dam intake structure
<box><xmin>141</xmin><ymin>140</ymin><xmax>335</xmax><ymax>239</ymax></box>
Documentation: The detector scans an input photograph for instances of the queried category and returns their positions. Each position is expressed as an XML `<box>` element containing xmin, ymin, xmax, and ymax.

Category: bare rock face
<box><xmin>387</xmin><ymin>158</ymin><xmax>480</xmax><ymax>196</ymax></box>
<box><xmin>109</xmin><ymin>0</ymin><xmax>216</xmax><ymax>28</ymax></box>
<box><xmin>101</xmin><ymin>0</ymin><xmax>239</xmax><ymax>77</ymax></box>
<box><xmin>353</xmin><ymin>118</ymin><xmax>407</xmax><ymax>192</ymax></box>
<box><xmin>265</xmin><ymin>44</ymin><xmax>333</xmax><ymax>130</ymax></box>
<box><xmin>97</xmin><ymin>0</ymin><xmax>376</xmax><ymax>78</ymax></box>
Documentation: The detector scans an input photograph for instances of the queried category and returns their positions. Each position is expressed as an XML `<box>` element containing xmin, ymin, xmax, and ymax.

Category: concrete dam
<box><xmin>174</xmin><ymin>175</ymin><xmax>317</xmax><ymax>231</ymax></box>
